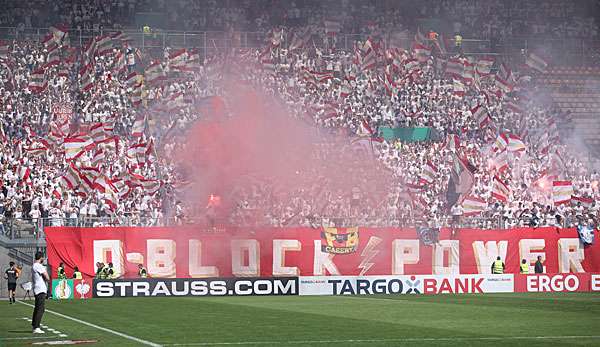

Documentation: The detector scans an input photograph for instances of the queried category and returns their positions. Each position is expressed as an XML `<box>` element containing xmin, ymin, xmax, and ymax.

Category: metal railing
<box><xmin>1</xmin><ymin>26</ymin><xmax>599</xmax><ymax>63</ymax></box>
<box><xmin>0</xmin><ymin>215</ymin><xmax>584</xmax><ymax>240</ymax></box>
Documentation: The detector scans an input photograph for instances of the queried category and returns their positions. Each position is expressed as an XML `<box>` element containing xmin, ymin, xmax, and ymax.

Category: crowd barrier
<box><xmin>45</xmin><ymin>226</ymin><xmax>600</xmax><ymax>278</ymax></box>
<box><xmin>49</xmin><ymin>273</ymin><xmax>600</xmax><ymax>299</ymax></box>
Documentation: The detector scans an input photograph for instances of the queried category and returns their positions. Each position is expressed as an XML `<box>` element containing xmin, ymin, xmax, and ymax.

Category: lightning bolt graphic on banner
<box><xmin>358</xmin><ymin>236</ymin><xmax>383</xmax><ymax>276</ymax></box>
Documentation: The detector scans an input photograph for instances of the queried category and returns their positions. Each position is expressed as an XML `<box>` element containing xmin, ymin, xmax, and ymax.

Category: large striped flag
<box><xmin>450</xmin><ymin>153</ymin><xmax>475</xmax><ymax>204</ymax></box>
<box><xmin>492</xmin><ymin>150</ymin><xmax>509</xmax><ymax>172</ymax></box>
<box><xmin>131</xmin><ymin>115</ymin><xmax>146</xmax><ymax>137</ymax></box>
<box><xmin>145</xmin><ymin>61</ymin><xmax>165</xmax><ymax>84</ymax></box>
<box><xmin>49</xmin><ymin>24</ymin><xmax>69</xmax><ymax>45</ymax></box>
<box><xmin>471</xmin><ymin>105</ymin><xmax>490</xmax><ymax>128</ymax></box>
<box><xmin>324</xmin><ymin>20</ymin><xmax>342</xmax><ymax>35</ymax></box>
<box><xmin>61</xmin><ymin>162</ymin><xmax>81</xmax><ymax>189</ymax></box>
<box><xmin>28</xmin><ymin>68</ymin><xmax>47</xmax><ymax>93</ymax></box>
<box><xmin>445</xmin><ymin>58</ymin><xmax>463</xmax><ymax>78</ymax></box>
<box><xmin>494</xmin><ymin>133</ymin><xmax>509</xmax><ymax>152</ymax></box>
<box><xmin>412</xmin><ymin>43</ymin><xmax>431</xmax><ymax>62</ymax></box>
<box><xmin>63</xmin><ymin>136</ymin><xmax>94</xmax><ymax>161</ymax></box>
<box><xmin>169</xmin><ymin>48</ymin><xmax>188</xmax><ymax>70</ymax></box>
<box><xmin>508</xmin><ymin>134</ymin><xmax>526</xmax><ymax>152</ymax></box>
<box><xmin>446</xmin><ymin>134</ymin><xmax>460</xmax><ymax>152</ymax></box>
<box><xmin>492</xmin><ymin>176</ymin><xmax>510</xmax><ymax>202</ymax></box>
<box><xmin>96</xmin><ymin>34</ymin><xmax>113</xmax><ymax>55</ymax></box>
<box><xmin>476</xmin><ymin>57</ymin><xmax>494</xmax><ymax>75</ymax></box>
<box><xmin>462</xmin><ymin>195</ymin><xmax>487</xmax><ymax>216</ymax></box>
<box><xmin>0</xmin><ymin>40</ymin><xmax>9</xmax><ymax>59</ymax></box>
<box><xmin>552</xmin><ymin>181</ymin><xmax>573</xmax><ymax>205</ymax></box>
<box><xmin>525</xmin><ymin>53</ymin><xmax>548</xmax><ymax>73</ymax></box>
<box><xmin>572</xmin><ymin>196</ymin><xmax>593</xmax><ymax>208</ymax></box>
<box><xmin>419</xmin><ymin>161</ymin><xmax>438</xmax><ymax>185</ymax></box>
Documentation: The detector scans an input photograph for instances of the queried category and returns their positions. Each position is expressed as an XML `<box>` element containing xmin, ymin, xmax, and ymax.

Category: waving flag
<box><xmin>471</xmin><ymin>105</ymin><xmax>490</xmax><ymax>128</ymax></box>
<box><xmin>0</xmin><ymin>40</ymin><xmax>9</xmax><ymax>60</ymax></box>
<box><xmin>419</xmin><ymin>161</ymin><xmax>438</xmax><ymax>185</ymax></box>
<box><xmin>131</xmin><ymin>115</ymin><xmax>146</xmax><ymax>137</ymax></box>
<box><xmin>450</xmin><ymin>153</ymin><xmax>475</xmax><ymax>204</ymax></box>
<box><xmin>462</xmin><ymin>195</ymin><xmax>487</xmax><ymax>216</ymax></box>
<box><xmin>526</xmin><ymin>53</ymin><xmax>548</xmax><ymax>73</ymax></box>
<box><xmin>552</xmin><ymin>181</ymin><xmax>573</xmax><ymax>206</ymax></box>
<box><xmin>492</xmin><ymin>176</ymin><xmax>510</xmax><ymax>202</ymax></box>
<box><xmin>63</xmin><ymin>137</ymin><xmax>94</xmax><ymax>161</ymax></box>
<box><xmin>494</xmin><ymin>133</ymin><xmax>509</xmax><ymax>152</ymax></box>
<box><xmin>79</xmin><ymin>64</ymin><xmax>94</xmax><ymax>92</ymax></box>
<box><xmin>508</xmin><ymin>134</ymin><xmax>526</xmax><ymax>152</ymax></box>
<box><xmin>145</xmin><ymin>61</ymin><xmax>165</xmax><ymax>84</ymax></box>
<box><xmin>324</xmin><ymin>20</ymin><xmax>342</xmax><ymax>35</ymax></box>
<box><xmin>169</xmin><ymin>48</ymin><xmax>188</xmax><ymax>70</ymax></box>
<box><xmin>49</xmin><ymin>24</ymin><xmax>69</xmax><ymax>45</ymax></box>
<box><xmin>445</xmin><ymin>58</ymin><xmax>463</xmax><ymax>78</ymax></box>
<box><xmin>571</xmin><ymin>196</ymin><xmax>593</xmax><ymax>208</ymax></box>
<box><xmin>28</xmin><ymin>68</ymin><xmax>47</xmax><ymax>93</ymax></box>
<box><xmin>412</xmin><ymin>43</ymin><xmax>431</xmax><ymax>62</ymax></box>
<box><xmin>61</xmin><ymin>163</ymin><xmax>81</xmax><ymax>189</ymax></box>
<box><xmin>476</xmin><ymin>57</ymin><xmax>494</xmax><ymax>75</ymax></box>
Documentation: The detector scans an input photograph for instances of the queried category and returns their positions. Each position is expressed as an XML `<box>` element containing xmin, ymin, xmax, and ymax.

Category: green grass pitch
<box><xmin>1</xmin><ymin>293</ymin><xmax>600</xmax><ymax>346</ymax></box>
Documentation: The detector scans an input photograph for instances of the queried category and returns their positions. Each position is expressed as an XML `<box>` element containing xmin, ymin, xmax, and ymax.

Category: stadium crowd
<box><xmin>0</xmin><ymin>1</ymin><xmax>599</xmax><ymax>234</ymax></box>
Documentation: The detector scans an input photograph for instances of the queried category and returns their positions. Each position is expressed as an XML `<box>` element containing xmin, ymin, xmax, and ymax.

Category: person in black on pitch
<box><xmin>31</xmin><ymin>252</ymin><xmax>49</xmax><ymax>334</ymax></box>
<box><xmin>4</xmin><ymin>261</ymin><xmax>19</xmax><ymax>304</ymax></box>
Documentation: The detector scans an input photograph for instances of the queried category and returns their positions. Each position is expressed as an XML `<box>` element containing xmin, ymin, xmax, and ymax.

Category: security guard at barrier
<box><xmin>95</xmin><ymin>262</ymin><xmax>105</xmax><ymax>279</ymax></box>
<box><xmin>520</xmin><ymin>259</ymin><xmax>529</xmax><ymax>274</ymax></box>
<box><xmin>491</xmin><ymin>256</ymin><xmax>505</xmax><ymax>274</ymax></box>
<box><xmin>57</xmin><ymin>262</ymin><xmax>67</xmax><ymax>280</ymax></box>
<box><xmin>106</xmin><ymin>263</ymin><xmax>115</xmax><ymax>279</ymax></box>
<box><xmin>138</xmin><ymin>264</ymin><xmax>148</xmax><ymax>278</ymax></box>
<box><xmin>72</xmin><ymin>266</ymin><xmax>83</xmax><ymax>280</ymax></box>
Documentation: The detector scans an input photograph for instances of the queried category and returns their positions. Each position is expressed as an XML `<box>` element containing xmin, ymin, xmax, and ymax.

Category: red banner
<box><xmin>45</xmin><ymin>227</ymin><xmax>600</xmax><ymax>279</ymax></box>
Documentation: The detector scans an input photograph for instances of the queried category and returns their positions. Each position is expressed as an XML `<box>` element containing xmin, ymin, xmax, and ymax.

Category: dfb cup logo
<box><xmin>76</xmin><ymin>280</ymin><xmax>90</xmax><ymax>299</ymax></box>
<box><xmin>321</xmin><ymin>227</ymin><xmax>359</xmax><ymax>254</ymax></box>
<box><xmin>53</xmin><ymin>279</ymin><xmax>73</xmax><ymax>299</ymax></box>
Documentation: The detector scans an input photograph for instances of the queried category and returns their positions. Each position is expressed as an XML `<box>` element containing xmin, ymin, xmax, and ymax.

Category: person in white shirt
<box><xmin>31</xmin><ymin>252</ymin><xmax>49</xmax><ymax>334</ymax></box>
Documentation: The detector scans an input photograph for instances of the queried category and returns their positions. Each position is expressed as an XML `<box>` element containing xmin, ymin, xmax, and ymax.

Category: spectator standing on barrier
<box><xmin>138</xmin><ymin>264</ymin><xmax>148</xmax><ymax>278</ymax></box>
<box><xmin>491</xmin><ymin>256</ymin><xmax>505</xmax><ymax>274</ymax></box>
<box><xmin>520</xmin><ymin>259</ymin><xmax>529</xmax><ymax>274</ymax></box>
<box><xmin>31</xmin><ymin>251</ymin><xmax>49</xmax><ymax>334</ymax></box>
<box><xmin>535</xmin><ymin>256</ymin><xmax>544</xmax><ymax>274</ymax></box>
<box><xmin>4</xmin><ymin>261</ymin><xmax>19</xmax><ymax>304</ymax></box>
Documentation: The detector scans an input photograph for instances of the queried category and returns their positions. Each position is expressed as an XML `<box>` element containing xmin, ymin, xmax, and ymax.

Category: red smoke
<box><xmin>176</xmin><ymin>80</ymin><xmax>392</xmax><ymax>224</ymax></box>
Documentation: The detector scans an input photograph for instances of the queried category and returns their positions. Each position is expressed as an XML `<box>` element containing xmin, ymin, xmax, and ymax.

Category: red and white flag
<box><xmin>476</xmin><ymin>57</ymin><xmax>494</xmax><ymax>76</ymax></box>
<box><xmin>0</xmin><ymin>40</ymin><xmax>9</xmax><ymax>60</ymax></box>
<box><xmin>419</xmin><ymin>161</ymin><xmax>437</xmax><ymax>185</ymax></box>
<box><xmin>494</xmin><ymin>133</ymin><xmax>509</xmax><ymax>152</ymax></box>
<box><xmin>131</xmin><ymin>115</ymin><xmax>145</xmax><ymax>137</ymax></box>
<box><xmin>446</xmin><ymin>134</ymin><xmax>460</xmax><ymax>152</ymax></box>
<box><xmin>471</xmin><ymin>105</ymin><xmax>490</xmax><ymax>128</ymax></box>
<box><xmin>169</xmin><ymin>48</ymin><xmax>188</xmax><ymax>70</ymax></box>
<box><xmin>507</xmin><ymin>134</ymin><xmax>526</xmax><ymax>152</ymax></box>
<box><xmin>145</xmin><ymin>61</ymin><xmax>165</xmax><ymax>84</ymax></box>
<box><xmin>571</xmin><ymin>196</ymin><xmax>593</xmax><ymax>208</ymax></box>
<box><xmin>552</xmin><ymin>181</ymin><xmax>573</xmax><ymax>205</ymax></box>
<box><xmin>79</xmin><ymin>64</ymin><xmax>94</xmax><ymax>92</ymax></box>
<box><xmin>445</xmin><ymin>58</ymin><xmax>463</xmax><ymax>78</ymax></box>
<box><xmin>412</xmin><ymin>43</ymin><xmax>431</xmax><ymax>63</ymax></box>
<box><xmin>491</xmin><ymin>176</ymin><xmax>510</xmax><ymax>202</ymax></box>
<box><xmin>525</xmin><ymin>53</ymin><xmax>548</xmax><ymax>73</ymax></box>
<box><xmin>63</xmin><ymin>136</ymin><xmax>94</xmax><ymax>161</ymax></box>
<box><xmin>462</xmin><ymin>196</ymin><xmax>487</xmax><ymax>216</ymax></box>
<box><xmin>324</xmin><ymin>20</ymin><xmax>342</xmax><ymax>35</ymax></box>
<box><xmin>28</xmin><ymin>68</ymin><xmax>47</xmax><ymax>93</ymax></box>
<box><xmin>49</xmin><ymin>24</ymin><xmax>69</xmax><ymax>45</ymax></box>
<box><xmin>96</xmin><ymin>34</ymin><xmax>113</xmax><ymax>55</ymax></box>
<box><xmin>61</xmin><ymin>163</ymin><xmax>81</xmax><ymax>190</ymax></box>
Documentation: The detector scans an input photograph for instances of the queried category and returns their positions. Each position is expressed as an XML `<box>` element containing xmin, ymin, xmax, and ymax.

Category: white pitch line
<box><xmin>164</xmin><ymin>335</ymin><xmax>600</xmax><ymax>346</ymax></box>
<box><xmin>0</xmin><ymin>336</ymin><xmax>58</xmax><ymax>341</ymax></box>
<box><xmin>17</xmin><ymin>301</ymin><xmax>162</xmax><ymax>347</ymax></box>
